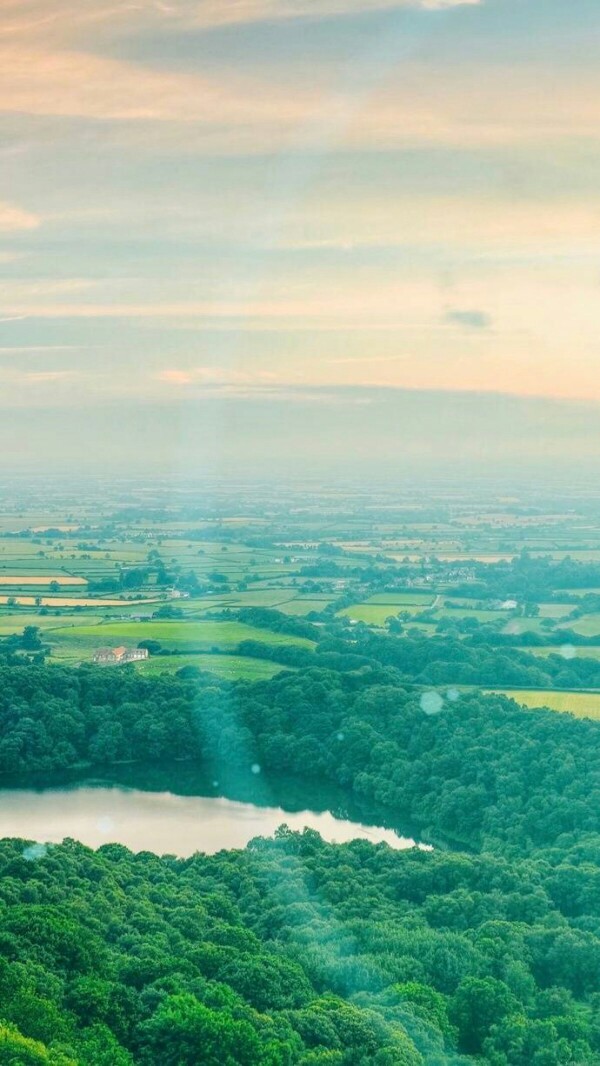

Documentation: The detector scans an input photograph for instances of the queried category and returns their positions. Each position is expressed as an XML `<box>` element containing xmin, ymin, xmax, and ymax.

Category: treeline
<box><xmin>237</xmin><ymin>627</ymin><xmax>600</xmax><ymax>689</ymax></box>
<box><xmin>343</xmin><ymin>630</ymin><xmax>600</xmax><ymax>689</ymax></box>
<box><xmin>236</xmin><ymin>639</ymin><xmax>370</xmax><ymax>673</ymax></box>
<box><xmin>451</xmin><ymin>554</ymin><xmax>600</xmax><ymax>602</ymax></box>
<box><xmin>1</xmin><ymin>661</ymin><xmax>600</xmax><ymax>855</ymax></box>
<box><xmin>230</xmin><ymin>607</ymin><xmax>320</xmax><ymax>642</ymax></box>
<box><xmin>0</xmin><ymin>830</ymin><xmax>599</xmax><ymax>1063</ymax></box>
<box><xmin>436</xmin><ymin>618</ymin><xmax>600</xmax><ymax>648</ymax></box>
<box><xmin>441</xmin><ymin>623</ymin><xmax>600</xmax><ymax>650</ymax></box>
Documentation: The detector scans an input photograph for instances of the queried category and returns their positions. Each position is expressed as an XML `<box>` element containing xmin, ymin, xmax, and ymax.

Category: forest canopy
<box><xmin>0</xmin><ymin>649</ymin><xmax>599</xmax><ymax>1063</ymax></box>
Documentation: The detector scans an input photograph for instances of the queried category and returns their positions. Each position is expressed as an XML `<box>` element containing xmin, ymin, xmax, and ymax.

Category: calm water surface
<box><xmin>0</xmin><ymin>785</ymin><xmax>428</xmax><ymax>856</ymax></box>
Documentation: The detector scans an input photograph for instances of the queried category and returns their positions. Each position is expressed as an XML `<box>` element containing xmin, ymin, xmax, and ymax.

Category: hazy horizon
<box><xmin>0</xmin><ymin>387</ymin><xmax>597</xmax><ymax>479</ymax></box>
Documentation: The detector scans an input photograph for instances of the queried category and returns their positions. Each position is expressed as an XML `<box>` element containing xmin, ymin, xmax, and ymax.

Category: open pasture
<box><xmin>174</xmin><ymin>589</ymin><xmax>335</xmax><ymax>617</ymax></box>
<box><xmin>191</xmin><ymin>589</ymin><xmax>303</xmax><ymax>609</ymax></box>
<box><xmin>47</xmin><ymin>619</ymin><xmax>314</xmax><ymax>662</ymax></box>
<box><xmin>488</xmin><ymin>689</ymin><xmax>600</xmax><ymax>720</ymax></box>
<box><xmin>274</xmin><ymin>597</ymin><xmax>333</xmax><ymax>616</ymax></box>
<box><xmin>559</xmin><ymin>615</ymin><xmax>600</xmax><ymax>637</ymax></box>
<box><xmin>526</xmin><ymin>643</ymin><xmax>600</xmax><ymax>660</ymax></box>
<box><xmin>502</xmin><ymin>618</ymin><xmax>549</xmax><ymax>636</ymax></box>
<box><xmin>365</xmin><ymin>592</ymin><xmax>435</xmax><ymax>606</ymax></box>
<box><xmin>0</xmin><ymin>575</ymin><xmax>87</xmax><ymax>586</ymax></box>
<box><xmin>135</xmin><ymin>653</ymin><xmax>286</xmax><ymax>680</ymax></box>
<box><xmin>436</xmin><ymin>606</ymin><xmax>506</xmax><ymax>623</ymax></box>
<box><xmin>0</xmin><ymin>613</ymin><xmax>96</xmax><ymax>636</ymax></box>
<box><xmin>538</xmin><ymin>604</ymin><xmax>575</xmax><ymax>619</ymax></box>
<box><xmin>339</xmin><ymin>604</ymin><xmax>425</xmax><ymax>625</ymax></box>
<box><xmin>557</xmin><ymin>588</ymin><xmax>600</xmax><ymax>597</ymax></box>
<box><xmin>425</xmin><ymin>552</ymin><xmax>515</xmax><ymax>563</ymax></box>
<box><xmin>529</xmin><ymin>550</ymin><xmax>600</xmax><ymax>561</ymax></box>
<box><xmin>528</xmin><ymin>646</ymin><xmax>600</xmax><ymax>660</ymax></box>
<box><xmin>0</xmin><ymin>595</ymin><xmax>163</xmax><ymax>609</ymax></box>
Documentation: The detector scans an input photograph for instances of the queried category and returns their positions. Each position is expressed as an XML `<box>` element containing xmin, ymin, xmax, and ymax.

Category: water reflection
<box><xmin>0</xmin><ymin>785</ymin><xmax>428</xmax><ymax>856</ymax></box>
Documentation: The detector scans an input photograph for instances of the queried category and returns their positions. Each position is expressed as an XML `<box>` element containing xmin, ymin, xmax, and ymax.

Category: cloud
<box><xmin>1</xmin><ymin>6</ymin><xmax>597</xmax><ymax>158</ymax></box>
<box><xmin>0</xmin><ymin>286</ymin><xmax>447</xmax><ymax>321</ymax></box>
<box><xmin>158</xmin><ymin>369</ymin><xmax>195</xmax><ymax>385</ymax></box>
<box><xmin>157</xmin><ymin>366</ymin><xmax>278</xmax><ymax>389</ymax></box>
<box><xmin>0</xmin><ymin>367</ymin><xmax>75</xmax><ymax>388</ymax></box>
<box><xmin>0</xmin><ymin>0</ymin><xmax>489</xmax><ymax>156</ymax></box>
<box><xmin>0</xmin><ymin>202</ymin><xmax>39</xmax><ymax>231</ymax></box>
<box><xmin>0</xmin><ymin>280</ymin><xmax>94</xmax><ymax>298</ymax></box>
<box><xmin>363</xmin><ymin>67</ymin><xmax>600</xmax><ymax>149</ymax></box>
<box><xmin>280</xmin><ymin>197</ymin><xmax>600</xmax><ymax>253</ymax></box>
<box><xmin>24</xmin><ymin>370</ymin><xmax>73</xmax><ymax>382</ymax></box>
<box><xmin>0</xmin><ymin>0</ymin><xmax>481</xmax><ymax>43</ymax></box>
<box><xmin>444</xmin><ymin>309</ymin><xmax>492</xmax><ymax>330</ymax></box>
<box><xmin>175</xmin><ymin>0</ymin><xmax>481</xmax><ymax>29</ymax></box>
<box><xmin>155</xmin><ymin>364</ymin><xmax>314</xmax><ymax>400</ymax></box>
<box><xmin>0</xmin><ymin>346</ymin><xmax>81</xmax><ymax>354</ymax></box>
<box><xmin>0</xmin><ymin>46</ymin><xmax>316</xmax><ymax>125</ymax></box>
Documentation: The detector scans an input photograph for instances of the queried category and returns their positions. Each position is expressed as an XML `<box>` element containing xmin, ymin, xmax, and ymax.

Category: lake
<box><xmin>0</xmin><ymin>783</ymin><xmax>428</xmax><ymax>857</ymax></box>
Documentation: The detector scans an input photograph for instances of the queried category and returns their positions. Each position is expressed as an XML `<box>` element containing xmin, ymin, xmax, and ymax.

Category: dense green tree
<box><xmin>450</xmin><ymin>977</ymin><xmax>517</xmax><ymax>1054</ymax></box>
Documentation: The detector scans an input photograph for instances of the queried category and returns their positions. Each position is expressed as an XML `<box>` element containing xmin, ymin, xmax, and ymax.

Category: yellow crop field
<box><xmin>488</xmin><ymin>689</ymin><xmax>600</xmax><ymax>721</ymax></box>
<box><xmin>0</xmin><ymin>576</ymin><xmax>87</xmax><ymax>586</ymax></box>
<box><xmin>0</xmin><ymin>595</ymin><xmax>162</xmax><ymax>608</ymax></box>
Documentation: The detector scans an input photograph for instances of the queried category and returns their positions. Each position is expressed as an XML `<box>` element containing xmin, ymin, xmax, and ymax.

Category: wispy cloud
<box><xmin>157</xmin><ymin>366</ymin><xmax>277</xmax><ymax>387</ymax></box>
<box><xmin>0</xmin><ymin>366</ymin><xmax>76</xmax><ymax>388</ymax></box>
<box><xmin>279</xmin><ymin>197</ymin><xmax>600</xmax><ymax>252</ymax></box>
<box><xmin>0</xmin><ymin>0</ymin><xmax>481</xmax><ymax>43</ymax></box>
<box><xmin>2</xmin><ymin>2</ymin><xmax>597</xmax><ymax>160</ymax></box>
<box><xmin>171</xmin><ymin>0</ymin><xmax>482</xmax><ymax>30</ymax></box>
<box><xmin>151</xmin><ymin>373</ymin><xmax>366</xmax><ymax>401</ymax></box>
<box><xmin>24</xmin><ymin>370</ymin><xmax>73</xmax><ymax>382</ymax></box>
<box><xmin>6</xmin><ymin>53</ymin><xmax>589</xmax><ymax>153</ymax></box>
<box><xmin>158</xmin><ymin>369</ymin><xmax>194</xmax><ymax>385</ymax></box>
<box><xmin>0</xmin><ymin>0</ymin><xmax>489</xmax><ymax>156</ymax></box>
<box><xmin>0</xmin><ymin>289</ymin><xmax>443</xmax><ymax>320</ymax></box>
<box><xmin>0</xmin><ymin>202</ymin><xmax>39</xmax><ymax>231</ymax></box>
<box><xmin>0</xmin><ymin>46</ymin><xmax>317</xmax><ymax>125</ymax></box>
<box><xmin>0</xmin><ymin>280</ymin><xmax>94</xmax><ymax>297</ymax></box>
<box><xmin>3</xmin><ymin>0</ymin><xmax>600</xmax><ymax>420</ymax></box>
<box><xmin>0</xmin><ymin>1</ymin><xmax>133</xmax><ymax>41</ymax></box>
<box><xmin>0</xmin><ymin>346</ymin><xmax>81</xmax><ymax>353</ymax></box>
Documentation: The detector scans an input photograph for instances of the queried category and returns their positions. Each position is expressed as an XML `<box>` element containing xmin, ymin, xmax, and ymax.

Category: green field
<box><xmin>339</xmin><ymin>604</ymin><xmax>425</xmax><ymax>625</ymax></box>
<box><xmin>437</xmin><ymin>607</ymin><xmax>505</xmax><ymax>623</ymax></box>
<box><xmin>488</xmin><ymin>689</ymin><xmax>600</xmax><ymax>720</ymax></box>
<box><xmin>274</xmin><ymin>597</ymin><xmax>333</xmax><ymax>616</ymax></box>
<box><xmin>528</xmin><ymin>647</ymin><xmax>600</xmax><ymax>660</ymax></box>
<box><xmin>557</xmin><ymin>588</ymin><xmax>600</xmax><ymax>597</ymax></box>
<box><xmin>134</xmin><ymin>653</ymin><xmax>287</xmax><ymax>680</ymax></box>
<box><xmin>0</xmin><ymin>613</ymin><xmax>96</xmax><ymax>636</ymax></box>
<box><xmin>178</xmin><ymin>591</ymin><xmax>334</xmax><ymax>616</ymax></box>
<box><xmin>502</xmin><ymin>618</ymin><xmax>548</xmax><ymax>635</ymax></box>
<box><xmin>365</xmin><ymin>592</ymin><xmax>435</xmax><ymax>606</ymax></box>
<box><xmin>538</xmin><ymin>604</ymin><xmax>574</xmax><ymax>619</ymax></box>
<box><xmin>47</xmin><ymin>620</ymin><xmax>314</xmax><ymax>663</ymax></box>
<box><xmin>559</xmin><ymin>615</ymin><xmax>600</xmax><ymax>637</ymax></box>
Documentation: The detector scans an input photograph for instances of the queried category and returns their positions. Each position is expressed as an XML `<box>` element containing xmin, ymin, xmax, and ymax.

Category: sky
<box><xmin>1</xmin><ymin>0</ymin><xmax>600</xmax><ymax>473</ymax></box>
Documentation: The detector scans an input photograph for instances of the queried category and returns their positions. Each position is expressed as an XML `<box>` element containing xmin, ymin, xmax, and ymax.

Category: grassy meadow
<box><xmin>134</xmin><ymin>653</ymin><xmax>287</xmax><ymax>680</ymax></box>
<box><xmin>46</xmin><ymin>619</ymin><xmax>314</xmax><ymax>664</ymax></box>
<box><xmin>488</xmin><ymin>689</ymin><xmax>600</xmax><ymax>721</ymax></box>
